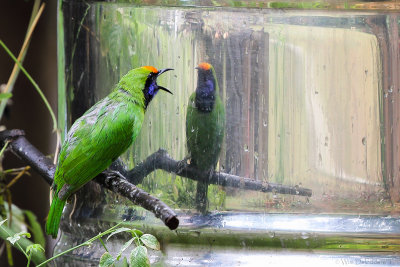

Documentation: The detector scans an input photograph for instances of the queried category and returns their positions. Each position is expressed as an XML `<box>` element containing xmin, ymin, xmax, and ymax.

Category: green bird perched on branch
<box><xmin>46</xmin><ymin>66</ymin><xmax>173</xmax><ymax>238</ymax></box>
<box><xmin>186</xmin><ymin>62</ymin><xmax>225</xmax><ymax>213</ymax></box>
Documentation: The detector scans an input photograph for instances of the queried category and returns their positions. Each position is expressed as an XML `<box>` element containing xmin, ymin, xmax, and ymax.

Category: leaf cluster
<box><xmin>99</xmin><ymin>227</ymin><xmax>160</xmax><ymax>267</ymax></box>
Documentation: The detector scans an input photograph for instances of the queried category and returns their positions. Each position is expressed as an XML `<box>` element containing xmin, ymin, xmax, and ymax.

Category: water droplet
<box><xmin>254</xmin><ymin>152</ymin><xmax>259</xmax><ymax>161</ymax></box>
<box><xmin>191</xmin><ymin>127</ymin><xmax>195</xmax><ymax>132</ymax></box>
<box><xmin>244</xmin><ymin>145</ymin><xmax>249</xmax><ymax>152</ymax></box>
<box><xmin>300</xmin><ymin>232</ymin><xmax>309</xmax><ymax>239</ymax></box>
<box><xmin>295</xmin><ymin>185</ymin><xmax>300</xmax><ymax>195</ymax></box>
<box><xmin>263</xmin><ymin>121</ymin><xmax>268</xmax><ymax>127</ymax></box>
<box><xmin>362</xmin><ymin>137</ymin><xmax>367</xmax><ymax>145</ymax></box>
<box><xmin>268</xmin><ymin>231</ymin><xmax>275</xmax><ymax>238</ymax></box>
<box><xmin>388</xmin><ymin>86</ymin><xmax>393</xmax><ymax>93</ymax></box>
<box><xmin>189</xmin><ymin>231</ymin><xmax>200</xmax><ymax>237</ymax></box>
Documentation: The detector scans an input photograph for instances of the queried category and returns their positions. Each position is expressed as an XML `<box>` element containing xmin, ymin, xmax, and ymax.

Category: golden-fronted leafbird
<box><xmin>46</xmin><ymin>66</ymin><xmax>173</xmax><ymax>238</ymax></box>
<box><xmin>186</xmin><ymin>62</ymin><xmax>225</xmax><ymax>213</ymax></box>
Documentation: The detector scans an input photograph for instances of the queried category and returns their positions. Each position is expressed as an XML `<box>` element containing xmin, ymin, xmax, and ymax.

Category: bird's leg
<box><xmin>58</xmin><ymin>184</ymin><xmax>72</xmax><ymax>201</ymax></box>
<box><xmin>195</xmin><ymin>169</ymin><xmax>213</xmax><ymax>214</ymax></box>
<box><xmin>109</xmin><ymin>158</ymin><xmax>128</xmax><ymax>176</ymax></box>
<box><xmin>103</xmin><ymin>169</ymin><xmax>124</xmax><ymax>179</ymax></box>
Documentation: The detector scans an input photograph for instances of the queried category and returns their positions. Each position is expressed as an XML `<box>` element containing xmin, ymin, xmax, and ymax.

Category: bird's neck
<box><xmin>113</xmin><ymin>87</ymin><xmax>146</xmax><ymax>111</ymax></box>
<box><xmin>195</xmin><ymin>78</ymin><xmax>217</xmax><ymax>113</ymax></box>
<box><xmin>115</xmin><ymin>73</ymin><xmax>148</xmax><ymax>110</ymax></box>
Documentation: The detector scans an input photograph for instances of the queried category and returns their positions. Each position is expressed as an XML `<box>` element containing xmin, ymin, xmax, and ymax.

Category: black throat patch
<box><xmin>195</xmin><ymin>71</ymin><xmax>216</xmax><ymax>113</ymax></box>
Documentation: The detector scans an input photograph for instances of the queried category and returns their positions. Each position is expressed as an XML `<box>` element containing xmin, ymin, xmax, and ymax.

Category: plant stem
<box><xmin>3</xmin><ymin>166</ymin><xmax>31</xmax><ymax>191</ymax></box>
<box><xmin>37</xmin><ymin>223</ymin><xmax>123</xmax><ymax>267</ymax></box>
<box><xmin>0</xmin><ymin>1</ymin><xmax>45</xmax><ymax>120</ymax></box>
<box><xmin>3</xmin><ymin>167</ymin><xmax>29</xmax><ymax>175</ymax></box>
<box><xmin>0</xmin><ymin>224</ymin><xmax>44</xmax><ymax>263</ymax></box>
<box><xmin>0</xmin><ymin>40</ymin><xmax>57</xmax><ymax>132</ymax></box>
<box><xmin>0</xmin><ymin>141</ymin><xmax>9</xmax><ymax>157</ymax></box>
<box><xmin>99</xmin><ymin>237</ymin><xmax>108</xmax><ymax>252</ymax></box>
<box><xmin>27</xmin><ymin>250</ymin><xmax>32</xmax><ymax>267</ymax></box>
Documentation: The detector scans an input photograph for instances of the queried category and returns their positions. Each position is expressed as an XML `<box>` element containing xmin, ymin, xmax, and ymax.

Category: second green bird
<box><xmin>46</xmin><ymin>66</ymin><xmax>173</xmax><ymax>238</ymax></box>
<box><xmin>186</xmin><ymin>62</ymin><xmax>225</xmax><ymax>213</ymax></box>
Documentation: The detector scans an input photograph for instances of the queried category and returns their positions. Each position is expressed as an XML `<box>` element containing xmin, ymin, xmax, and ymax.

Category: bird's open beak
<box><xmin>158</xmin><ymin>86</ymin><xmax>173</xmax><ymax>95</ymax></box>
<box><xmin>157</xmin><ymin>68</ymin><xmax>174</xmax><ymax>76</ymax></box>
<box><xmin>157</xmin><ymin>68</ymin><xmax>173</xmax><ymax>94</ymax></box>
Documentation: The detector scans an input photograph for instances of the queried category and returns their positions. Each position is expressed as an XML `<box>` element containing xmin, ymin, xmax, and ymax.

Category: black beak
<box><xmin>157</xmin><ymin>68</ymin><xmax>174</xmax><ymax>76</ymax></box>
<box><xmin>156</xmin><ymin>68</ymin><xmax>173</xmax><ymax>95</ymax></box>
<box><xmin>158</xmin><ymin>85</ymin><xmax>173</xmax><ymax>95</ymax></box>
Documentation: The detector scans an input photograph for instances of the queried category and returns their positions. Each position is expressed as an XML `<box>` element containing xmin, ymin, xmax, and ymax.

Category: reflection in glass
<box><xmin>57</xmin><ymin>1</ymin><xmax>400</xmax><ymax>265</ymax></box>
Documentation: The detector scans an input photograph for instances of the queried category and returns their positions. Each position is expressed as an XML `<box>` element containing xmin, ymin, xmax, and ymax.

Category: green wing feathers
<box><xmin>46</xmin><ymin>94</ymin><xmax>144</xmax><ymax>237</ymax></box>
<box><xmin>186</xmin><ymin>93</ymin><xmax>225</xmax><ymax>171</ymax></box>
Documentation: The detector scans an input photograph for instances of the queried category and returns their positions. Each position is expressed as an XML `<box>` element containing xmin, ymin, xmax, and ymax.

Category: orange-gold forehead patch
<box><xmin>143</xmin><ymin>66</ymin><xmax>158</xmax><ymax>73</ymax></box>
<box><xmin>198</xmin><ymin>62</ymin><xmax>211</xmax><ymax>70</ymax></box>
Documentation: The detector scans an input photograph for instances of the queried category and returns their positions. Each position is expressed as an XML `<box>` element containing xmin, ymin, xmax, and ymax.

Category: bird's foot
<box><xmin>103</xmin><ymin>169</ymin><xmax>123</xmax><ymax>179</ymax></box>
<box><xmin>175</xmin><ymin>157</ymin><xmax>190</xmax><ymax>174</ymax></box>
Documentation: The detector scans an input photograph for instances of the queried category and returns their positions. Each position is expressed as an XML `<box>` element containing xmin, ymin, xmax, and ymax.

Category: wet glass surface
<box><xmin>56</xmin><ymin>0</ymin><xmax>400</xmax><ymax>265</ymax></box>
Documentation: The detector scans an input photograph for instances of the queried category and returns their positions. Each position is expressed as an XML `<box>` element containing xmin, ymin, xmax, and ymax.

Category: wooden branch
<box><xmin>112</xmin><ymin>149</ymin><xmax>312</xmax><ymax>197</ymax></box>
<box><xmin>0</xmin><ymin>130</ymin><xmax>179</xmax><ymax>230</ymax></box>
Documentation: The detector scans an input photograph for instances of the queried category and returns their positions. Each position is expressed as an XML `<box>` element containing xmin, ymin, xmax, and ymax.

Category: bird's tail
<box><xmin>46</xmin><ymin>194</ymin><xmax>66</xmax><ymax>238</ymax></box>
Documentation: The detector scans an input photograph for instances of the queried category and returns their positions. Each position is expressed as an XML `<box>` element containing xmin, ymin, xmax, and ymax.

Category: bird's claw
<box><xmin>176</xmin><ymin>157</ymin><xmax>190</xmax><ymax>174</ymax></box>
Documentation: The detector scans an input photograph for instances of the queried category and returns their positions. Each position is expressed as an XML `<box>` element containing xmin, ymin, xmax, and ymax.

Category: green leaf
<box><xmin>114</xmin><ymin>257</ymin><xmax>128</xmax><ymax>267</ymax></box>
<box><xmin>116</xmin><ymin>238</ymin><xmax>134</xmax><ymax>261</ymax></box>
<box><xmin>26</xmin><ymin>244</ymin><xmax>45</xmax><ymax>254</ymax></box>
<box><xmin>106</xmin><ymin>227</ymin><xmax>132</xmax><ymax>242</ymax></box>
<box><xmin>0</xmin><ymin>93</ymin><xmax>12</xmax><ymax>100</ymax></box>
<box><xmin>99</xmin><ymin>252</ymin><xmax>115</xmax><ymax>267</ymax></box>
<box><xmin>6</xmin><ymin>231</ymin><xmax>31</xmax><ymax>245</ymax></box>
<box><xmin>24</xmin><ymin>210</ymin><xmax>46</xmax><ymax>248</ymax></box>
<box><xmin>130</xmin><ymin>229</ymin><xmax>143</xmax><ymax>238</ymax></box>
<box><xmin>130</xmin><ymin>246</ymin><xmax>149</xmax><ymax>267</ymax></box>
<box><xmin>0</xmin><ymin>219</ymin><xmax>7</xmax><ymax>226</ymax></box>
<box><xmin>140</xmin><ymin>234</ymin><xmax>160</xmax><ymax>251</ymax></box>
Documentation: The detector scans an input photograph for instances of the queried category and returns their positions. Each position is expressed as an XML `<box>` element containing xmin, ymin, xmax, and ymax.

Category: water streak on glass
<box><xmin>56</xmin><ymin>0</ymin><xmax>400</xmax><ymax>265</ymax></box>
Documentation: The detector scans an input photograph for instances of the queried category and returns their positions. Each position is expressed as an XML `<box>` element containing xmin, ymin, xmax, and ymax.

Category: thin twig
<box><xmin>4</xmin><ymin>3</ymin><xmax>45</xmax><ymax>94</ymax></box>
<box><xmin>36</xmin><ymin>223</ymin><xmax>122</xmax><ymax>267</ymax></box>
<box><xmin>3</xmin><ymin>167</ymin><xmax>30</xmax><ymax>175</ymax></box>
<box><xmin>0</xmin><ymin>41</ymin><xmax>57</xmax><ymax>132</ymax></box>
<box><xmin>0</xmin><ymin>0</ymin><xmax>44</xmax><ymax>120</ymax></box>
<box><xmin>3</xmin><ymin>166</ymin><xmax>30</xmax><ymax>191</ymax></box>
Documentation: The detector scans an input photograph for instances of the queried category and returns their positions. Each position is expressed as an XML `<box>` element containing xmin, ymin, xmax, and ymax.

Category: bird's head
<box><xmin>141</xmin><ymin>66</ymin><xmax>173</xmax><ymax>108</ymax></box>
<box><xmin>195</xmin><ymin>62</ymin><xmax>218</xmax><ymax>112</ymax></box>
<box><xmin>118</xmin><ymin>66</ymin><xmax>173</xmax><ymax>109</ymax></box>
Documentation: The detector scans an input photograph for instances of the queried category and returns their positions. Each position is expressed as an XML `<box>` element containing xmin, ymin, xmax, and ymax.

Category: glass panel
<box><xmin>57</xmin><ymin>0</ymin><xmax>400</xmax><ymax>265</ymax></box>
